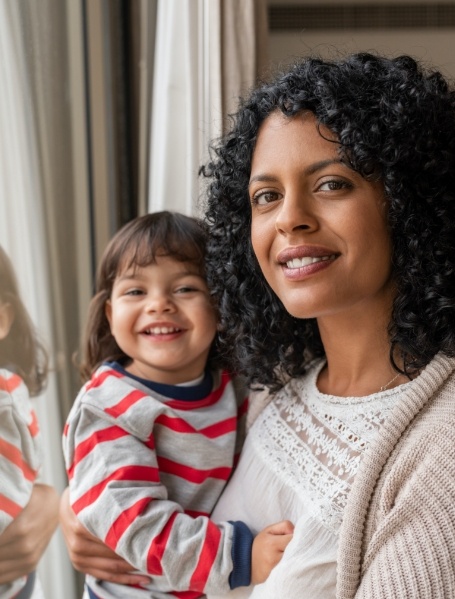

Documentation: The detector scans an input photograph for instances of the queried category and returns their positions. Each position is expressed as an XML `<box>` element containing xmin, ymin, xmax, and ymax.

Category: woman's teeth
<box><xmin>286</xmin><ymin>255</ymin><xmax>335</xmax><ymax>268</ymax></box>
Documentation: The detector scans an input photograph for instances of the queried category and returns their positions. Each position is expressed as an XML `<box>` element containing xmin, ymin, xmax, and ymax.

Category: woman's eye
<box><xmin>318</xmin><ymin>179</ymin><xmax>352</xmax><ymax>192</ymax></box>
<box><xmin>251</xmin><ymin>190</ymin><xmax>280</xmax><ymax>206</ymax></box>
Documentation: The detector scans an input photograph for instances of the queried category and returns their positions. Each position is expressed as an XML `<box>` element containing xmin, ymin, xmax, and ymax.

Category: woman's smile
<box><xmin>277</xmin><ymin>244</ymin><xmax>339</xmax><ymax>280</ymax></box>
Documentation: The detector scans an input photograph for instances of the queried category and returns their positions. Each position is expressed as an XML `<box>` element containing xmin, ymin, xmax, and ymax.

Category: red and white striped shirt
<box><xmin>63</xmin><ymin>363</ymin><xmax>249</xmax><ymax>598</ymax></box>
<box><xmin>0</xmin><ymin>368</ymin><xmax>41</xmax><ymax>599</ymax></box>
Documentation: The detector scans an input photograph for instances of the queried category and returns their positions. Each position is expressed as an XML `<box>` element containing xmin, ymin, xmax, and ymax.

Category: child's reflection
<box><xmin>0</xmin><ymin>245</ymin><xmax>49</xmax><ymax>599</ymax></box>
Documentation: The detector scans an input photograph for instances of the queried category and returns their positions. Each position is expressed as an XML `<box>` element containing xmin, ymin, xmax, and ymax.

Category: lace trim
<box><xmin>250</xmin><ymin>366</ymin><xmax>398</xmax><ymax>534</ymax></box>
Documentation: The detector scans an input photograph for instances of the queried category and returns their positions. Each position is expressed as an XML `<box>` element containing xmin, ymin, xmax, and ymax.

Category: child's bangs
<box><xmin>117</xmin><ymin>224</ymin><xmax>205</xmax><ymax>275</ymax></box>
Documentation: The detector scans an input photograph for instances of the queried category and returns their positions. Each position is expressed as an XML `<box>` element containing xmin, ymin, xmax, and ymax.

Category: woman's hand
<box><xmin>0</xmin><ymin>483</ymin><xmax>59</xmax><ymax>583</ymax></box>
<box><xmin>59</xmin><ymin>487</ymin><xmax>151</xmax><ymax>586</ymax></box>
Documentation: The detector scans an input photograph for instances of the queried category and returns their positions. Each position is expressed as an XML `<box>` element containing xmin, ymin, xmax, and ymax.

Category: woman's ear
<box><xmin>0</xmin><ymin>303</ymin><xmax>14</xmax><ymax>340</ymax></box>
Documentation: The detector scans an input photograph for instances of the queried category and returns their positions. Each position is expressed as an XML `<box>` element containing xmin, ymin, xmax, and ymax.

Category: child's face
<box><xmin>105</xmin><ymin>256</ymin><xmax>217</xmax><ymax>384</ymax></box>
<box><xmin>0</xmin><ymin>302</ymin><xmax>13</xmax><ymax>340</ymax></box>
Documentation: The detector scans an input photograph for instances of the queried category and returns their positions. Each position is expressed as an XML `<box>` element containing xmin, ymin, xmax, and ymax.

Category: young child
<box><xmin>0</xmin><ymin>245</ymin><xmax>47</xmax><ymax>599</ymax></box>
<box><xmin>62</xmin><ymin>212</ymin><xmax>293</xmax><ymax>599</ymax></box>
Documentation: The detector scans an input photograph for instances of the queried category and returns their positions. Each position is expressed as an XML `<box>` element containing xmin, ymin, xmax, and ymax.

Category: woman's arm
<box><xmin>0</xmin><ymin>483</ymin><xmax>59</xmax><ymax>583</ymax></box>
<box><xmin>59</xmin><ymin>487</ymin><xmax>150</xmax><ymax>586</ymax></box>
<box><xmin>347</xmin><ymin>420</ymin><xmax>455</xmax><ymax>598</ymax></box>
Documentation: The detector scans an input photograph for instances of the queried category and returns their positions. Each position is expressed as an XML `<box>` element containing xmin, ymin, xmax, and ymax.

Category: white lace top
<box><xmin>208</xmin><ymin>361</ymin><xmax>409</xmax><ymax>599</ymax></box>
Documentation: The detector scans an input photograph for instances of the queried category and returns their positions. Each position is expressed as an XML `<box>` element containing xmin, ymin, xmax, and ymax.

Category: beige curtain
<box><xmin>147</xmin><ymin>0</ymin><xmax>268</xmax><ymax>216</ymax></box>
<box><xmin>220</xmin><ymin>0</ymin><xmax>269</xmax><ymax>118</ymax></box>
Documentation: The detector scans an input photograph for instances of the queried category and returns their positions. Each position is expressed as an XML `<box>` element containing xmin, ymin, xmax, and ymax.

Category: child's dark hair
<box><xmin>79</xmin><ymin>211</ymin><xmax>216</xmax><ymax>381</ymax></box>
<box><xmin>0</xmin><ymin>245</ymin><xmax>48</xmax><ymax>395</ymax></box>
<box><xmin>202</xmin><ymin>52</ymin><xmax>455</xmax><ymax>390</ymax></box>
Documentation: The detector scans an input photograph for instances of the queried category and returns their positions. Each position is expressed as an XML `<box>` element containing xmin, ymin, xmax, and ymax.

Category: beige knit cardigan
<box><xmin>337</xmin><ymin>353</ymin><xmax>455</xmax><ymax>598</ymax></box>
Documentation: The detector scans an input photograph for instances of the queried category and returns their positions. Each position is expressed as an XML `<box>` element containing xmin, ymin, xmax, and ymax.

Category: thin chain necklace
<box><xmin>379</xmin><ymin>372</ymin><xmax>401</xmax><ymax>392</ymax></box>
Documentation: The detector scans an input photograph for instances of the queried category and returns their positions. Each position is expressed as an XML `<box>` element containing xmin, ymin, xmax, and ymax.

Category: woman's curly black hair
<box><xmin>201</xmin><ymin>52</ymin><xmax>455</xmax><ymax>390</ymax></box>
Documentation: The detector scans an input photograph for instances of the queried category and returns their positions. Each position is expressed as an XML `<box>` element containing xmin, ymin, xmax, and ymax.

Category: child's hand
<box><xmin>251</xmin><ymin>520</ymin><xmax>294</xmax><ymax>584</ymax></box>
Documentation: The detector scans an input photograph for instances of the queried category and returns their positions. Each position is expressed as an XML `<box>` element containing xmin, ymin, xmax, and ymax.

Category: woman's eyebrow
<box><xmin>248</xmin><ymin>174</ymin><xmax>280</xmax><ymax>187</ymax></box>
<box><xmin>249</xmin><ymin>159</ymin><xmax>344</xmax><ymax>186</ymax></box>
<box><xmin>305</xmin><ymin>158</ymin><xmax>344</xmax><ymax>175</ymax></box>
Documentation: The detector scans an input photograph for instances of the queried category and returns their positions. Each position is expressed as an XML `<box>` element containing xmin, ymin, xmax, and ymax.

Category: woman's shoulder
<box><xmin>408</xmin><ymin>352</ymin><xmax>455</xmax><ymax>418</ymax></box>
<box><xmin>415</xmin><ymin>357</ymin><xmax>455</xmax><ymax>430</ymax></box>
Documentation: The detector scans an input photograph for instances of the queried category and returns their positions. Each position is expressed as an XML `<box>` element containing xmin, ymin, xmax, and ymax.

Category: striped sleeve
<box><xmin>0</xmin><ymin>372</ymin><xmax>41</xmax><ymax>533</ymax></box>
<box><xmin>62</xmin><ymin>381</ymin><xmax>236</xmax><ymax>594</ymax></box>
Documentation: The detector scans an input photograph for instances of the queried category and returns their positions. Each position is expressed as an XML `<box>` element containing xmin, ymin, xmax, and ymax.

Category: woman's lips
<box><xmin>281</xmin><ymin>255</ymin><xmax>337</xmax><ymax>280</ymax></box>
<box><xmin>285</xmin><ymin>255</ymin><xmax>337</xmax><ymax>269</ymax></box>
<box><xmin>277</xmin><ymin>244</ymin><xmax>338</xmax><ymax>264</ymax></box>
<box><xmin>276</xmin><ymin>246</ymin><xmax>339</xmax><ymax>280</ymax></box>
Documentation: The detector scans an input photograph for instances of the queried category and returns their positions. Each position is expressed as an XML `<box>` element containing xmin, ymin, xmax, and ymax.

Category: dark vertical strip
<box><xmin>81</xmin><ymin>0</ymin><xmax>97</xmax><ymax>288</ymax></box>
<box><xmin>124</xmin><ymin>0</ymin><xmax>141</xmax><ymax>219</ymax></box>
<box><xmin>109</xmin><ymin>0</ymin><xmax>135</xmax><ymax>229</ymax></box>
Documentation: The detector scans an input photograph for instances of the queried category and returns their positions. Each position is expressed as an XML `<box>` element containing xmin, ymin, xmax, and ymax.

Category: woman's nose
<box><xmin>274</xmin><ymin>191</ymin><xmax>318</xmax><ymax>235</ymax></box>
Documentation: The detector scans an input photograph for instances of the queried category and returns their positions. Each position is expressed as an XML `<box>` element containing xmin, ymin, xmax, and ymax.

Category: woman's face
<box><xmin>249</xmin><ymin>111</ymin><xmax>393</xmax><ymax>321</ymax></box>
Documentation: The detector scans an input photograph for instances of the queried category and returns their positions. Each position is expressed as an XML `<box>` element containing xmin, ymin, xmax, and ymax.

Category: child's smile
<box><xmin>141</xmin><ymin>325</ymin><xmax>182</xmax><ymax>335</ymax></box>
<box><xmin>105</xmin><ymin>256</ymin><xmax>217</xmax><ymax>384</ymax></box>
<box><xmin>139</xmin><ymin>323</ymin><xmax>185</xmax><ymax>340</ymax></box>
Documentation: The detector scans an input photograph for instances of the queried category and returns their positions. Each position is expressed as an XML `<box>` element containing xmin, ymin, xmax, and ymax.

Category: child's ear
<box><xmin>0</xmin><ymin>303</ymin><xmax>14</xmax><ymax>340</ymax></box>
<box><xmin>105</xmin><ymin>300</ymin><xmax>113</xmax><ymax>330</ymax></box>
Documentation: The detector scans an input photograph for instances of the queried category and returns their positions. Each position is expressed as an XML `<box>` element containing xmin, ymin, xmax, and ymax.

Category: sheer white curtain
<box><xmin>148</xmin><ymin>0</ymin><xmax>268</xmax><ymax>216</ymax></box>
<box><xmin>0</xmin><ymin>2</ymin><xmax>76</xmax><ymax>598</ymax></box>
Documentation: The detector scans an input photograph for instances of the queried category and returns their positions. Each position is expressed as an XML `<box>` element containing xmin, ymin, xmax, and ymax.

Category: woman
<box><xmin>60</xmin><ymin>53</ymin><xmax>455</xmax><ymax>598</ymax></box>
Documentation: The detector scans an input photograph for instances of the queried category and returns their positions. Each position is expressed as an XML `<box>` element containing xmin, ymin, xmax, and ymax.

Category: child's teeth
<box><xmin>148</xmin><ymin>327</ymin><xmax>178</xmax><ymax>334</ymax></box>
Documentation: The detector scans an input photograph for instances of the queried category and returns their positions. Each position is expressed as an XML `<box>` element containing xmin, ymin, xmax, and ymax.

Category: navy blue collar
<box><xmin>105</xmin><ymin>361</ymin><xmax>214</xmax><ymax>401</ymax></box>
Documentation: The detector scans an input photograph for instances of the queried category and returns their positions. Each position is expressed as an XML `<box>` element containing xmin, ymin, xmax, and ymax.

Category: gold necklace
<box><xmin>379</xmin><ymin>372</ymin><xmax>401</xmax><ymax>392</ymax></box>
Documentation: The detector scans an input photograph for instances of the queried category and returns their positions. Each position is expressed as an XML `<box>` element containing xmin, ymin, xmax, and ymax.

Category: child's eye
<box><xmin>124</xmin><ymin>288</ymin><xmax>144</xmax><ymax>296</ymax></box>
<box><xmin>175</xmin><ymin>286</ymin><xmax>197</xmax><ymax>294</ymax></box>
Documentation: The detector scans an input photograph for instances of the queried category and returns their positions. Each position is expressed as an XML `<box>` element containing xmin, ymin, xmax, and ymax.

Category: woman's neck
<box><xmin>316</xmin><ymin>303</ymin><xmax>405</xmax><ymax>397</ymax></box>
